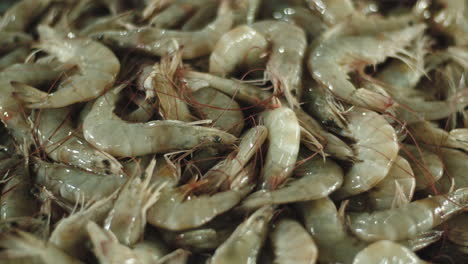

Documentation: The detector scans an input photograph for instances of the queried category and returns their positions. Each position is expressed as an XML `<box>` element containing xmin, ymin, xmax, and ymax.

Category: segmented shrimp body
<box><xmin>353</xmin><ymin>240</ymin><xmax>428</xmax><ymax>264</ymax></box>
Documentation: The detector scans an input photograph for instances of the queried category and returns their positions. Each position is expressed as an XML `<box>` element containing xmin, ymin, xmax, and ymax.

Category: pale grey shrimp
<box><xmin>142</xmin><ymin>0</ymin><xmax>174</xmax><ymax>21</ymax></box>
<box><xmin>446</xmin><ymin>213</ymin><xmax>468</xmax><ymax>249</ymax></box>
<box><xmin>353</xmin><ymin>240</ymin><xmax>428</xmax><ymax>264</ymax></box>
<box><xmin>182</xmin><ymin>1</ymin><xmax>218</xmax><ymax>30</ymax></box>
<box><xmin>161</xmin><ymin>225</ymin><xmax>233</xmax><ymax>252</ymax></box>
<box><xmin>104</xmin><ymin>159</ymin><xmax>165</xmax><ymax>246</ymax></box>
<box><xmin>146</xmin><ymin>185</ymin><xmax>251</xmax><ymax>231</ymax></box>
<box><xmin>209</xmin><ymin>25</ymin><xmax>268</xmax><ymax>77</ymax></box>
<box><xmin>79</xmin><ymin>12</ymin><xmax>134</xmax><ymax>37</ymax></box>
<box><xmin>349</xmin><ymin>188</ymin><xmax>468</xmax><ymax>242</ymax></box>
<box><xmin>95</xmin><ymin>0</ymin><xmax>233</xmax><ymax>59</ymax></box>
<box><xmin>0</xmin><ymin>64</ymin><xmax>60</xmax><ymax>145</ymax></box>
<box><xmin>240</xmin><ymin>151</ymin><xmax>343</xmax><ymax>210</ymax></box>
<box><xmin>0</xmin><ymin>230</ymin><xmax>84</xmax><ymax>264</ymax></box>
<box><xmin>122</xmin><ymin>96</ymin><xmax>157</xmax><ymax>123</ymax></box>
<box><xmin>0</xmin><ymin>0</ymin><xmax>51</xmax><ymax>32</ymax></box>
<box><xmin>401</xmin><ymin>144</ymin><xmax>444</xmax><ymax>191</ymax></box>
<box><xmin>13</xmin><ymin>26</ymin><xmax>120</xmax><ymax>109</ymax></box>
<box><xmin>0</xmin><ymin>32</ymin><xmax>32</xmax><ymax>54</ymax></box>
<box><xmin>407</xmin><ymin>121</ymin><xmax>468</xmax><ymax>152</ymax></box>
<box><xmin>209</xmin><ymin>206</ymin><xmax>273</xmax><ymax>264</ymax></box>
<box><xmin>30</xmin><ymin>106</ymin><xmax>123</xmax><ymax>175</ymax></box>
<box><xmin>232</xmin><ymin>0</ymin><xmax>262</xmax><ymax>25</ymax></box>
<box><xmin>133</xmin><ymin>235</ymin><xmax>170</xmax><ymax>263</ymax></box>
<box><xmin>148</xmin><ymin>0</ymin><xmax>213</xmax><ymax>28</ymax></box>
<box><xmin>309</xmin><ymin>24</ymin><xmax>426</xmax><ymax>112</ymax></box>
<box><xmin>332</xmin><ymin>108</ymin><xmax>399</xmax><ymax>200</ymax></box>
<box><xmin>33</xmin><ymin>158</ymin><xmax>127</xmax><ymax>204</ymax></box>
<box><xmin>50</xmin><ymin>194</ymin><xmax>116</xmax><ymax>258</ymax></box>
<box><xmin>259</xmin><ymin>104</ymin><xmax>301</xmax><ymax>190</ymax></box>
<box><xmin>434</xmin><ymin>147</ymin><xmax>468</xmax><ymax>193</ymax></box>
<box><xmin>306</xmin><ymin>0</ymin><xmax>355</xmax><ymax>25</ymax></box>
<box><xmin>155</xmin><ymin>249</ymin><xmax>190</xmax><ymax>264</ymax></box>
<box><xmin>192</xmin><ymin>87</ymin><xmax>245</xmax><ymax>136</ymax></box>
<box><xmin>252</xmin><ymin>20</ymin><xmax>307</xmax><ymax>107</ymax></box>
<box><xmin>0</xmin><ymin>47</ymin><xmax>29</xmax><ymax>71</ymax></box>
<box><xmin>271</xmin><ymin>218</ymin><xmax>318</xmax><ymax>264</ymax></box>
<box><xmin>83</xmin><ymin>85</ymin><xmax>236</xmax><ymax>157</ymax></box>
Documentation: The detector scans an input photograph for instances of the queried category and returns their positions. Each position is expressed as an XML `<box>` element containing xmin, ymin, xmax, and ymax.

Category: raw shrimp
<box><xmin>148</xmin><ymin>0</ymin><xmax>213</xmax><ymax>28</ymax></box>
<box><xmin>95</xmin><ymin>0</ymin><xmax>233</xmax><ymax>59</ymax></box>
<box><xmin>122</xmin><ymin>96</ymin><xmax>157</xmax><ymax>123</ymax></box>
<box><xmin>0</xmin><ymin>64</ymin><xmax>59</xmax><ymax>145</ymax></box>
<box><xmin>200</xmin><ymin>126</ymin><xmax>267</xmax><ymax>192</ymax></box>
<box><xmin>104</xmin><ymin>159</ymin><xmax>165</xmax><ymax>246</ymax></box>
<box><xmin>209</xmin><ymin>25</ymin><xmax>268</xmax><ymax>77</ymax></box>
<box><xmin>349</xmin><ymin>188</ymin><xmax>468</xmax><ymax>241</ymax></box>
<box><xmin>233</xmin><ymin>0</ymin><xmax>261</xmax><ymax>25</ymax></box>
<box><xmin>182</xmin><ymin>1</ymin><xmax>218</xmax><ymax>30</ymax></box>
<box><xmin>33</xmin><ymin>158</ymin><xmax>127</xmax><ymax>204</ymax></box>
<box><xmin>401</xmin><ymin>144</ymin><xmax>444</xmax><ymax>191</ymax></box>
<box><xmin>434</xmin><ymin>147</ymin><xmax>468</xmax><ymax>193</ymax></box>
<box><xmin>209</xmin><ymin>206</ymin><xmax>273</xmax><ymax>264</ymax></box>
<box><xmin>13</xmin><ymin>25</ymin><xmax>120</xmax><ymax>108</ymax></box>
<box><xmin>133</xmin><ymin>235</ymin><xmax>170</xmax><ymax>263</ymax></box>
<box><xmin>142</xmin><ymin>0</ymin><xmax>174</xmax><ymax>20</ymax></box>
<box><xmin>0</xmin><ymin>0</ymin><xmax>51</xmax><ymax>32</ymax></box>
<box><xmin>0</xmin><ymin>32</ymin><xmax>32</xmax><ymax>53</ymax></box>
<box><xmin>50</xmin><ymin>195</ymin><xmax>116</xmax><ymax>258</ymax></box>
<box><xmin>155</xmin><ymin>249</ymin><xmax>190</xmax><ymax>264</ymax></box>
<box><xmin>309</xmin><ymin>24</ymin><xmax>426</xmax><ymax>112</ymax></box>
<box><xmin>306</xmin><ymin>0</ymin><xmax>355</xmax><ymax>25</ymax></box>
<box><xmin>446</xmin><ymin>213</ymin><xmax>468</xmax><ymax>248</ymax></box>
<box><xmin>259</xmin><ymin>104</ymin><xmax>300</xmax><ymax>190</ymax></box>
<box><xmin>83</xmin><ymin>85</ymin><xmax>236</xmax><ymax>157</ymax></box>
<box><xmin>332</xmin><ymin>108</ymin><xmax>399</xmax><ymax>200</ymax></box>
<box><xmin>252</xmin><ymin>21</ymin><xmax>307</xmax><ymax>106</ymax></box>
<box><xmin>161</xmin><ymin>225</ymin><xmax>233</xmax><ymax>252</ymax></box>
<box><xmin>0</xmin><ymin>47</ymin><xmax>29</xmax><ymax>71</ymax></box>
<box><xmin>143</xmin><ymin>52</ymin><xmax>193</xmax><ymax>121</ymax></box>
<box><xmin>31</xmin><ymin>106</ymin><xmax>122</xmax><ymax>175</ymax></box>
<box><xmin>146</xmin><ymin>185</ymin><xmax>251</xmax><ymax>231</ymax></box>
<box><xmin>240</xmin><ymin>151</ymin><xmax>343</xmax><ymax>210</ymax></box>
<box><xmin>353</xmin><ymin>240</ymin><xmax>427</xmax><ymax>264</ymax></box>
<box><xmin>192</xmin><ymin>88</ymin><xmax>245</xmax><ymax>136</ymax></box>
<box><xmin>0</xmin><ymin>230</ymin><xmax>84</xmax><ymax>264</ymax></box>
<box><xmin>271</xmin><ymin>218</ymin><xmax>318</xmax><ymax>264</ymax></box>
<box><xmin>407</xmin><ymin>121</ymin><xmax>468</xmax><ymax>151</ymax></box>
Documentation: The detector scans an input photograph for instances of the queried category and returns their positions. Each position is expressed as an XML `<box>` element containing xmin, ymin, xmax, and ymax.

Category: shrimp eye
<box><xmin>212</xmin><ymin>135</ymin><xmax>222</xmax><ymax>143</ymax></box>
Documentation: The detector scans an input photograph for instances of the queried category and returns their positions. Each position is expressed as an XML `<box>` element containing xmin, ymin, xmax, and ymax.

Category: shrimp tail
<box><xmin>11</xmin><ymin>81</ymin><xmax>48</xmax><ymax>108</ymax></box>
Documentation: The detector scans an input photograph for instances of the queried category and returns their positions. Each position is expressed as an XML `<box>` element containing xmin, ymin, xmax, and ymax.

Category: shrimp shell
<box><xmin>353</xmin><ymin>240</ymin><xmax>427</xmax><ymax>264</ymax></box>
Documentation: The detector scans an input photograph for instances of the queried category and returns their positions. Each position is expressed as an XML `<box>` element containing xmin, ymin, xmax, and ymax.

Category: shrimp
<box><xmin>122</xmin><ymin>96</ymin><xmax>157</xmax><ymax>123</ymax></box>
<box><xmin>161</xmin><ymin>225</ymin><xmax>233</xmax><ymax>252</ymax></box>
<box><xmin>95</xmin><ymin>0</ymin><xmax>233</xmax><ymax>59</ymax></box>
<box><xmin>182</xmin><ymin>1</ymin><xmax>218</xmax><ymax>30</ymax></box>
<box><xmin>30</xmin><ymin>106</ymin><xmax>123</xmax><ymax>175</ymax></box>
<box><xmin>12</xmin><ymin>25</ymin><xmax>120</xmax><ymax>108</ymax></box>
<box><xmin>200</xmin><ymin>126</ymin><xmax>267</xmax><ymax>192</ymax></box>
<box><xmin>407</xmin><ymin>121</ymin><xmax>468</xmax><ymax>152</ymax></box>
<box><xmin>0</xmin><ymin>230</ymin><xmax>84</xmax><ymax>264</ymax></box>
<box><xmin>271</xmin><ymin>218</ymin><xmax>318</xmax><ymax>264</ymax></box>
<box><xmin>104</xmin><ymin>159</ymin><xmax>165</xmax><ymax>246</ymax></box>
<box><xmin>240</xmin><ymin>151</ymin><xmax>343</xmax><ymax>210</ymax></box>
<box><xmin>50</xmin><ymin>194</ymin><xmax>116</xmax><ymax>258</ymax></box>
<box><xmin>306</xmin><ymin>0</ymin><xmax>355</xmax><ymax>25</ymax></box>
<box><xmin>209</xmin><ymin>25</ymin><xmax>268</xmax><ymax>77</ymax></box>
<box><xmin>252</xmin><ymin>21</ymin><xmax>307</xmax><ymax>106</ymax></box>
<box><xmin>308</xmin><ymin>24</ymin><xmax>426</xmax><ymax>112</ymax></box>
<box><xmin>209</xmin><ymin>206</ymin><xmax>273</xmax><ymax>264</ymax></box>
<box><xmin>133</xmin><ymin>235</ymin><xmax>170</xmax><ymax>263</ymax></box>
<box><xmin>148</xmin><ymin>0</ymin><xmax>213</xmax><ymax>28</ymax></box>
<box><xmin>349</xmin><ymin>188</ymin><xmax>468</xmax><ymax>242</ymax></box>
<box><xmin>401</xmin><ymin>144</ymin><xmax>444</xmax><ymax>191</ymax></box>
<box><xmin>233</xmin><ymin>0</ymin><xmax>261</xmax><ymax>25</ymax></box>
<box><xmin>33</xmin><ymin>158</ymin><xmax>127</xmax><ymax>204</ymax></box>
<box><xmin>146</xmin><ymin>185</ymin><xmax>251</xmax><ymax>231</ymax></box>
<box><xmin>192</xmin><ymin>88</ymin><xmax>245</xmax><ymax>136</ymax></box>
<box><xmin>332</xmin><ymin>108</ymin><xmax>399</xmax><ymax>200</ymax></box>
<box><xmin>142</xmin><ymin>0</ymin><xmax>174</xmax><ymax>21</ymax></box>
<box><xmin>0</xmin><ymin>0</ymin><xmax>51</xmax><ymax>32</ymax></box>
<box><xmin>259</xmin><ymin>104</ymin><xmax>301</xmax><ymax>190</ymax></box>
<box><xmin>0</xmin><ymin>32</ymin><xmax>32</xmax><ymax>53</ymax></box>
<box><xmin>353</xmin><ymin>240</ymin><xmax>428</xmax><ymax>264</ymax></box>
<box><xmin>83</xmin><ymin>85</ymin><xmax>237</xmax><ymax>157</ymax></box>
<box><xmin>434</xmin><ymin>147</ymin><xmax>468</xmax><ymax>193</ymax></box>
<box><xmin>446</xmin><ymin>213</ymin><xmax>468</xmax><ymax>248</ymax></box>
<box><xmin>155</xmin><ymin>249</ymin><xmax>190</xmax><ymax>264</ymax></box>
<box><xmin>0</xmin><ymin>47</ymin><xmax>29</xmax><ymax>71</ymax></box>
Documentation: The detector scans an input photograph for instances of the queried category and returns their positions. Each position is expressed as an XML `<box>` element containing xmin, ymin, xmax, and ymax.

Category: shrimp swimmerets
<box><xmin>13</xmin><ymin>25</ymin><xmax>120</xmax><ymax>108</ymax></box>
<box><xmin>83</xmin><ymin>85</ymin><xmax>237</xmax><ymax>157</ymax></box>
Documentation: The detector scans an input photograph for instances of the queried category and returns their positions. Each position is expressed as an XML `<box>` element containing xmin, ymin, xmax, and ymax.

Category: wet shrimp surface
<box><xmin>1</xmin><ymin>0</ymin><xmax>468</xmax><ymax>263</ymax></box>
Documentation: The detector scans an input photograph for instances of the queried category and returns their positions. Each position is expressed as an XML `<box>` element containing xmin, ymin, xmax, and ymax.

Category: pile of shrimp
<box><xmin>1</xmin><ymin>0</ymin><xmax>467</xmax><ymax>263</ymax></box>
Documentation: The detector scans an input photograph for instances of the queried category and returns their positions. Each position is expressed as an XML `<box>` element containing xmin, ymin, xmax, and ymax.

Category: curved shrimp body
<box><xmin>1</xmin><ymin>64</ymin><xmax>59</xmax><ymax>145</ymax></box>
<box><xmin>192</xmin><ymin>87</ymin><xmax>245</xmax><ymax>136</ymax></box>
<box><xmin>353</xmin><ymin>240</ymin><xmax>427</xmax><ymax>264</ymax></box>
<box><xmin>271</xmin><ymin>218</ymin><xmax>318</xmax><ymax>264</ymax></box>
<box><xmin>408</xmin><ymin>121</ymin><xmax>468</xmax><ymax>152</ymax></box>
<box><xmin>209</xmin><ymin>25</ymin><xmax>268</xmax><ymax>76</ymax></box>
<box><xmin>148</xmin><ymin>0</ymin><xmax>213</xmax><ymax>28</ymax></box>
<box><xmin>33</xmin><ymin>159</ymin><xmax>127</xmax><ymax>204</ymax></box>
<box><xmin>435</xmin><ymin>148</ymin><xmax>468</xmax><ymax>193</ymax></box>
<box><xmin>306</xmin><ymin>0</ymin><xmax>355</xmax><ymax>25</ymax></box>
<box><xmin>0</xmin><ymin>0</ymin><xmax>51</xmax><ymax>32</ymax></box>
<box><xmin>0</xmin><ymin>47</ymin><xmax>30</xmax><ymax>71</ymax></box>
<box><xmin>83</xmin><ymin>87</ymin><xmax>237</xmax><ymax>158</ymax></box>
<box><xmin>95</xmin><ymin>1</ymin><xmax>233</xmax><ymax>59</ymax></box>
<box><xmin>34</xmin><ymin>107</ymin><xmax>122</xmax><ymax>175</ymax></box>
<box><xmin>259</xmin><ymin>105</ymin><xmax>300</xmax><ymax>190</ymax></box>
<box><xmin>349</xmin><ymin>188</ymin><xmax>468</xmax><ymax>242</ymax></box>
<box><xmin>14</xmin><ymin>28</ymin><xmax>120</xmax><ymax>108</ymax></box>
<box><xmin>308</xmin><ymin>24</ymin><xmax>426</xmax><ymax>111</ymax></box>
<box><xmin>240</xmin><ymin>153</ymin><xmax>343</xmax><ymax>210</ymax></box>
<box><xmin>252</xmin><ymin>21</ymin><xmax>307</xmax><ymax>106</ymax></box>
<box><xmin>182</xmin><ymin>0</ymin><xmax>219</xmax><ymax>30</ymax></box>
<box><xmin>0</xmin><ymin>32</ymin><xmax>32</xmax><ymax>53</ymax></box>
<box><xmin>332</xmin><ymin>108</ymin><xmax>399</xmax><ymax>199</ymax></box>
<box><xmin>209</xmin><ymin>206</ymin><xmax>273</xmax><ymax>264</ymax></box>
